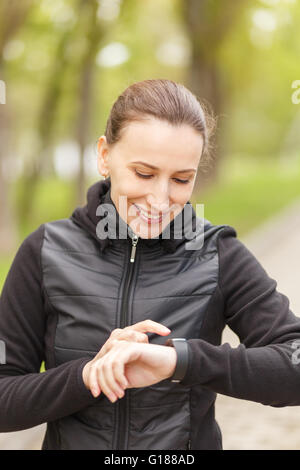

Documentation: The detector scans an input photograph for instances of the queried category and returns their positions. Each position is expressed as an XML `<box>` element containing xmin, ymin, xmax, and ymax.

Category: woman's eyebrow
<box><xmin>131</xmin><ymin>161</ymin><xmax>197</xmax><ymax>173</ymax></box>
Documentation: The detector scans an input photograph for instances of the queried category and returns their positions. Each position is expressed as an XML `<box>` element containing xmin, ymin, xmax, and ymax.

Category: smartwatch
<box><xmin>165</xmin><ymin>338</ymin><xmax>189</xmax><ymax>383</ymax></box>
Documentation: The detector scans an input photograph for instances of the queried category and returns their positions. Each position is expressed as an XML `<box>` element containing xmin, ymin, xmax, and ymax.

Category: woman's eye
<box><xmin>135</xmin><ymin>170</ymin><xmax>152</xmax><ymax>179</ymax></box>
<box><xmin>174</xmin><ymin>178</ymin><xmax>190</xmax><ymax>184</ymax></box>
<box><xmin>134</xmin><ymin>170</ymin><xmax>190</xmax><ymax>184</ymax></box>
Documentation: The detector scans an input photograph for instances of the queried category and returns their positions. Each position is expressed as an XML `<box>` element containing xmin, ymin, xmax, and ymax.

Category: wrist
<box><xmin>82</xmin><ymin>360</ymin><xmax>92</xmax><ymax>389</ymax></box>
<box><xmin>165</xmin><ymin>346</ymin><xmax>177</xmax><ymax>379</ymax></box>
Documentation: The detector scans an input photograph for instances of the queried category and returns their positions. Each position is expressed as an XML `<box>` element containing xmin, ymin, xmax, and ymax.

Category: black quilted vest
<box><xmin>41</xmin><ymin>179</ymin><xmax>232</xmax><ymax>449</ymax></box>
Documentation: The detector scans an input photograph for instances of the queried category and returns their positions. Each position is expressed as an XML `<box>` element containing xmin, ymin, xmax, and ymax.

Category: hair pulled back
<box><xmin>104</xmin><ymin>79</ymin><xmax>216</xmax><ymax>170</ymax></box>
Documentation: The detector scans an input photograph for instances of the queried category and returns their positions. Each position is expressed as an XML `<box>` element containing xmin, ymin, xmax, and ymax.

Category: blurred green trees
<box><xmin>0</xmin><ymin>0</ymin><xmax>300</xmax><ymax>259</ymax></box>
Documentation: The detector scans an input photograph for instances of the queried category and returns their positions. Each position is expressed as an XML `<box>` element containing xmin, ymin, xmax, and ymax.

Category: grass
<box><xmin>192</xmin><ymin>156</ymin><xmax>300</xmax><ymax>238</ymax></box>
<box><xmin>0</xmin><ymin>255</ymin><xmax>14</xmax><ymax>291</ymax></box>
<box><xmin>14</xmin><ymin>176</ymin><xmax>75</xmax><ymax>243</ymax></box>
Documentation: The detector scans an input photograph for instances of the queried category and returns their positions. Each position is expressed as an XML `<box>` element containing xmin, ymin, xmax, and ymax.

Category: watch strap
<box><xmin>165</xmin><ymin>338</ymin><xmax>189</xmax><ymax>383</ymax></box>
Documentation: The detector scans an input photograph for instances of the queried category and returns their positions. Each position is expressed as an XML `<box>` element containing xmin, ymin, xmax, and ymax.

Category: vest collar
<box><xmin>71</xmin><ymin>177</ymin><xmax>198</xmax><ymax>254</ymax></box>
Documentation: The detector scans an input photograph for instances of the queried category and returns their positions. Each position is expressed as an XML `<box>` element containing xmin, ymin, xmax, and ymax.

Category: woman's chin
<box><xmin>129</xmin><ymin>219</ymin><xmax>164</xmax><ymax>239</ymax></box>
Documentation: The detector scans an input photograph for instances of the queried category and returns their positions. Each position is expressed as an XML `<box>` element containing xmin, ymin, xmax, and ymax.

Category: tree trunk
<box><xmin>16</xmin><ymin>28</ymin><xmax>73</xmax><ymax>227</ymax></box>
<box><xmin>186</xmin><ymin>58</ymin><xmax>222</xmax><ymax>192</ymax></box>
<box><xmin>75</xmin><ymin>0</ymin><xmax>104</xmax><ymax>206</ymax></box>
<box><xmin>181</xmin><ymin>0</ymin><xmax>248</xmax><ymax>194</ymax></box>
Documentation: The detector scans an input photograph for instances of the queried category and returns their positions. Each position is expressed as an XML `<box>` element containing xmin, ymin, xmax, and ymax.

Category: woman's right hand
<box><xmin>82</xmin><ymin>320</ymin><xmax>171</xmax><ymax>397</ymax></box>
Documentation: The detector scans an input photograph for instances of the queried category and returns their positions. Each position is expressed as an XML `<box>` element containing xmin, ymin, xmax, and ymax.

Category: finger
<box><xmin>97</xmin><ymin>361</ymin><xmax>118</xmax><ymax>403</ymax></box>
<box><xmin>112</xmin><ymin>355</ymin><xmax>129</xmax><ymax>390</ymax></box>
<box><xmin>98</xmin><ymin>332</ymin><xmax>148</xmax><ymax>362</ymax></box>
<box><xmin>109</xmin><ymin>328</ymin><xmax>122</xmax><ymax>339</ymax></box>
<box><xmin>109</xmin><ymin>345</ymin><xmax>129</xmax><ymax>389</ymax></box>
<box><xmin>127</xmin><ymin>320</ymin><xmax>171</xmax><ymax>336</ymax></box>
<box><xmin>118</xmin><ymin>330</ymin><xmax>149</xmax><ymax>343</ymax></box>
<box><xmin>97</xmin><ymin>339</ymin><xmax>118</xmax><ymax>359</ymax></box>
<box><xmin>89</xmin><ymin>365</ymin><xmax>101</xmax><ymax>398</ymax></box>
<box><xmin>103</xmin><ymin>355</ymin><xmax>126</xmax><ymax>400</ymax></box>
<box><xmin>111</xmin><ymin>341</ymin><xmax>140</xmax><ymax>387</ymax></box>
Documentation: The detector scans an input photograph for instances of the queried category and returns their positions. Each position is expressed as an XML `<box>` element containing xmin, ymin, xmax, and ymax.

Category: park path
<box><xmin>1</xmin><ymin>199</ymin><xmax>300</xmax><ymax>450</ymax></box>
<box><xmin>216</xmin><ymin>197</ymin><xmax>300</xmax><ymax>450</ymax></box>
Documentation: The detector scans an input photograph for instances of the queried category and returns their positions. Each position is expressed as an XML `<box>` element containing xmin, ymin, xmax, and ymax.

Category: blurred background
<box><xmin>1</xmin><ymin>0</ymin><xmax>300</xmax><ymax>450</ymax></box>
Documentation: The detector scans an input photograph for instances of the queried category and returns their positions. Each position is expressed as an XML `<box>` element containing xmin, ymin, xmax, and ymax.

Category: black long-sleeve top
<box><xmin>1</xmin><ymin>203</ymin><xmax>300</xmax><ymax>433</ymax></box>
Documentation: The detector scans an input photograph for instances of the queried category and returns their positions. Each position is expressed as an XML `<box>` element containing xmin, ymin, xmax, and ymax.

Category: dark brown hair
<box><xmin>104</xmin><ymin>79</ymin><xmax>216</xmax><ymax>171</ymax></box>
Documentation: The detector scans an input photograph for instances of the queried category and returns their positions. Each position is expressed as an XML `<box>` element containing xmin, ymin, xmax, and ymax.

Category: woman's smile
<box><xmin>97</xmin><ymin>113</ymin><xmax>203</xmax><ymax>239</ymax></box>
<box><xmin>133</xmin><ymin>203</ymin><xmax>168</xmax><ymax>225</ymax></box>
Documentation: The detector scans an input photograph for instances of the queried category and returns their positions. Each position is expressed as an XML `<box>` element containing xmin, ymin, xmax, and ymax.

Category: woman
<box><xmin>1</xmin><ymin>79</ymin><xmax>300</xmax><ymax>450</ymax></box>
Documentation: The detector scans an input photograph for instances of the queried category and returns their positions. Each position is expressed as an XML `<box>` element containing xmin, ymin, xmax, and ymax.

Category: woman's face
<box><xmin>97</xmin><ymin>118</ymin><xmax>203</xmax><ymax>239</ymax></box>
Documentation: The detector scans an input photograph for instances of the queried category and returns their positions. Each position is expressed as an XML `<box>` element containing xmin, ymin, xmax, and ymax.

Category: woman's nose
<box><xmin>147</xmin><ymin>184</ymin><xmax>170</xmax><ymax>213</ymax></box>
<box><xmin>150</xmin><ymin>201</ymin><xmax>170</xmax><ymax>214</ymax></box>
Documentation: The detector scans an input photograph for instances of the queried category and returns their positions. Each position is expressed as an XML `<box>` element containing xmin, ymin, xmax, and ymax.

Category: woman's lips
<box><xmin>133</xmin><ymin>204</ymin><xmax>169</xmax><ymax>225</ymax></box>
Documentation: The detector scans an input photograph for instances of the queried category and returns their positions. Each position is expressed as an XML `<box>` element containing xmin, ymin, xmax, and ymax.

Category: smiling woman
<box><xmin>98</xmin><ymin>120</ymin><xmax>203</xmax><ymax>239</ymax></box>
<box><xmin>2</xmin><ymin>79</ymin><xmax>300</xmax><ymax>451</ymax></box>
<box><xmin>97</xmin><ymin>79</ymin><xmax>213</xmax><ymax>239</ymax></box>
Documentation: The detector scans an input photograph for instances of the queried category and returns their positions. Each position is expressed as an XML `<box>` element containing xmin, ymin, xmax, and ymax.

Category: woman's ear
<box><xmin>97</xmin><ymin>136</ymin><xmax>110</xmax><ymax>178</ymax></box>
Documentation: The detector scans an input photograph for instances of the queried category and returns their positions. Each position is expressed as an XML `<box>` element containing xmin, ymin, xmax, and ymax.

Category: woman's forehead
<box><xmin>115</xmin><ymin>119</ymin><xmax>203</xmax><ymax>165</ymax></box>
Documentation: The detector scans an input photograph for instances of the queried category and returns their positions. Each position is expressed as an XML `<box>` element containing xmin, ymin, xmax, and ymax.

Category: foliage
<box><xmin>0</xmin><ymin>0</ymin><xmax>300</xmax><ymax>258</ymax></box>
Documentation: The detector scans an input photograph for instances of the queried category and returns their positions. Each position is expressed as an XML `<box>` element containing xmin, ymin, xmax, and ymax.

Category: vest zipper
<box><xmin>116</xmin><ymin>234</ymin><xmax>139</xmax><ymax>450</ymax></box>
<box><xmin>130</xmin><ymin>235</ymin><xmax>139</xmax><ymax>263</ymax></box>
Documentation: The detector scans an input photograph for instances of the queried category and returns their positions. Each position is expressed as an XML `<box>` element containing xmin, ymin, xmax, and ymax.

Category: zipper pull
<box><xmin>130</xmin><ymin>235</ymin><xmax>139</xmax><ymax>263</ymax></box>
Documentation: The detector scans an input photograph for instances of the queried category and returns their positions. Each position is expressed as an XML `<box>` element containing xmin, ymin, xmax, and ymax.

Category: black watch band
<box><xmin>165</xmin><ymin>338</ymin><xmax>189</xmax><ymax>383</ymax></box>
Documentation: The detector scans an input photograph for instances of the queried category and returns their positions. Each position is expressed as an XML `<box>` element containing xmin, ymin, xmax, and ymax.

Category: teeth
<box><xmin>135</xmin><ymin>205</ymin><xmax>162</xmax><ymax>220</ymax></box>
<box><xmin>141</xmin><ymin>211</ymin><xmax>160</xmax><ymax>220</ymax></box>
<box><xmin>141</xmin><ymin>212</ymin><xmax>160</xmax><ymax>220</ymax></box>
